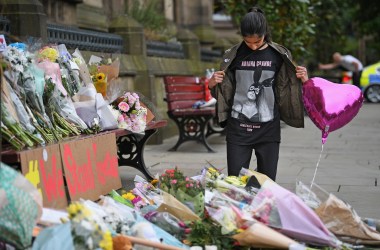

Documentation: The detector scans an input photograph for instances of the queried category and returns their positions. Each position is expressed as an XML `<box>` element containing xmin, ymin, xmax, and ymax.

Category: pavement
<box><xmin>119</xmin><ymin>102</ymin><xmax>380</xmax><ymax>219</ymax></box>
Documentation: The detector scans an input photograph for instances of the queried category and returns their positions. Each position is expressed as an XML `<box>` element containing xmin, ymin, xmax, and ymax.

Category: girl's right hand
<box><xmin>208</xmin><ymin>71</ymin><xmax>225</xmax><ymax>89</ymax></box>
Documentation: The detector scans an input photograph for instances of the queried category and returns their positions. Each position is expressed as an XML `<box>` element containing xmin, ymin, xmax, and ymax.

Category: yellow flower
<box><xmin>240</xmin><ymin>175</ymin><xmax>249</xmax><ymax>184</ymax></box>
<box><xmin>99</xmin><ymin>231</ymin><xmax>113</xmax><ymax>250</ymax></box>
<box><xmin>95</xmin><ymin>80</ymin><xmax>107</xmax><ymax>97</ymax></box>
<box><xmin>122</xmin><ymin>192</ymin><xmax>136</xmax><ymax>200</ymax></box>
<box><xmin>67</xmin><ymin>202</ymin><xmax>92</xmax><ymax>219</ymax></box>
<box><xmin>39</xmin><ymin>47</ymin><xmax>59</xmax><ymax>62</ymax></box>
<box><xmin>151</xmin><ymin>179</ymin><xmax>159</xmax><ymax>186</ymax></box>
<box><xmin>96</xmin><ymin>73</ymin><xmax>106</xmax><ymax>81</ymax></box>
<box><xmin>208</xmin><ymin>167</ymin><xmax>217</xmax><ymax>173</ymax></box>
<box><xmin>67</xmin><ymin>203</ymin><xmax>81</xmax><ymax>217</ymax></box>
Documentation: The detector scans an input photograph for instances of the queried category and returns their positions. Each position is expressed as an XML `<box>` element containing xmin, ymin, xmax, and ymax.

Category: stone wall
<box><xmin>0</xmin><ymin>0</ymin><xmax>221</xmax><ymax>144</ymax></box>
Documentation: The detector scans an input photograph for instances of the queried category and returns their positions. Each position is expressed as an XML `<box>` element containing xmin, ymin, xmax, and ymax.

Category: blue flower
<box><xmin>9</xmin><ymin>42</ymin><xmax>27</xmax><ymax>51</ymax></box>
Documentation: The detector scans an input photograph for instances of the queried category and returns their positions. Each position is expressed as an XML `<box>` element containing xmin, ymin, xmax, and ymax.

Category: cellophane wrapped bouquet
<box><xmin>110</xmin><ymin>92</ymin><xmax>147</xmax><ymax>133</ymax></box>
<box><xmin>158</xmin><ymin>167</ymin><xmax>204</xmax><ymax>216</ymax></box>
<box><xmin>67</xmin><ymin>202</ymin><xmax>113</xmax><ymax>250</ymax></box>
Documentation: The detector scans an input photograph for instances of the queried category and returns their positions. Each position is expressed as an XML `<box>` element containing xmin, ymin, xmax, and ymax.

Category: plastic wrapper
<box><xmin>301</xmin><ymin>183</ymin><xmax>380</xmax><ymax>245</ymax></box>
<box><xmin>1</xmin><ymin>77</ymin><xmax>26</xmax><ymax>127</ymax></box>
<box><xmin>57</xmin><ymin>44</ymin><xmax>82</xmax><ymax>96</ymax></box>
<box><xmin>72</xmin><ymin>48</ymin><xmax>93</xmax><ymax>86</ymax></box>
<box><xmin>73</xmin><ymin>83</ymin><xmax>118</xmax><ymax>131</ymax></box>
<box><xmin>205</xmin><ymin>205</ymin><xmax>238</xmax><ymax>235</ymax></box>
<box><xmin>295</xmin><ymin>180</ymin><xmax>326</xmax><ymax>209</ymax></box>
<box><xmin>3</xmin><ymin>46</ymin><xmax>53</xmax><ymax>130</ymax></box>
<box><xmin>156</xmin><ymin>191</ymin><xmax>200</xmax><ymax>222</ymax></box>
<box><xmin>210</xmin><ymin>179</ymin><xmax>255</xmax><ymax>208</ymax></box>
<box><xmin>0</xmin><ymin>163</ymin><xmax>42</xmax><ymax>249</ymax></box>
<box><xmin>32</xmin><ymin>222</ymin><xmax>74</xmax><ymax>250</ymax></box>
<box><xmin>232</xmin><ymin>221</ymin><xmax>297</xmax><ymax>249</ymax></box>
<box><xmin>43</xmin><ymin>76</ymin><xmax>88</xmax><ymax>131</ymax></box>
<box><xmin>251</xmin><ymin>181</ymin><xmax>339</xmax><ymax>247</ymax></box>
<box><xmin>133</xmin><ymin>214</ymin><xmax>190</xmax><ymax>249</ymax></box>
<box><xmin>144</xmin><ymin>211</ymin><xmax>186</xmax><ymax>238</ymax></box>
<box><xmin>110</xmin><ymin>91</ymin><xmax>147</xmax><ymax>133</ymax></box>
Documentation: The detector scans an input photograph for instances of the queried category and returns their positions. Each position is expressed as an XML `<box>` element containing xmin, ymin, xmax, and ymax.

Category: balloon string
<box><xmin>310</xmin><ymin>143</ymin><xmax>324</xmax><ymax>191</ymax></box>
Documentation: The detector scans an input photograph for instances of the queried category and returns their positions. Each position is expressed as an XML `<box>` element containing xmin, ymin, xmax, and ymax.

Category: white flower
<box><xmin>86</xmin><ymin>237</ymin><xmax>94</xmax><ymax>249</ymax></box>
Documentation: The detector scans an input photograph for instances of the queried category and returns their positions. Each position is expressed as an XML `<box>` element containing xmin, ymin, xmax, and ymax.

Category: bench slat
<box><xmin>169</xmin><ymin>100</ymin><xmax>199</xmax><ymax>110</ymax></box>
<box><xmin>171</xmin><ymin>107</ymin><xmax>215</xmax><ymax>116</ymax></box>
<box><xmin>164</xmin><ymin>76</ymin><xmax>201</xmax><ymax>84</ymax></box>
<box><xmin>165</xmin><ymin>84</ymin><xmax>204</xmax><ymax>93</ymax></box>
<box><xmin>166</xmin><ymin>92</ymin><xmax>204</xmax><ymax>102</ymax></box>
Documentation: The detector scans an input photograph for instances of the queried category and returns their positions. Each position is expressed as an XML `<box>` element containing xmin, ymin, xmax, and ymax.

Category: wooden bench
<box><xmin>163</xmin><ymin>76</ymin><xmax>223</xmax><ymax>153</ymax></box>
<box><xmin>0</xmin><ymin>120</ymin><xmax>167</xmax><ymax>181</ymax></box>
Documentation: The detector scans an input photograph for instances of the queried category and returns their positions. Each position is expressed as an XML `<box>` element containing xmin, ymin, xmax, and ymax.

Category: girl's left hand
<box><xmin>296</xmin><ymin>66</ymin><xmax>309</xmax><ymax>83</ymax></box>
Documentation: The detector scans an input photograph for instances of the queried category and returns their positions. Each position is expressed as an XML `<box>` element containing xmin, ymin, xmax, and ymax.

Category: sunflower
<box><xmin>96</xmin><ymin>72</ymin><xmax>106</xmax><ymax>81</ymax></box>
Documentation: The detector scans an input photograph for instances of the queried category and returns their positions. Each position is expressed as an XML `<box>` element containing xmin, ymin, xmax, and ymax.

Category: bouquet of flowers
<box><xmin>2</xmin><ymin>45</ymin><xmax>61</xmax><ymax>143</ymax></box>
<box><xmin>57</xmin><ymin>44</ymin><xmax>82</xmax><ymax>97</ymax></box>
<box><xmin>67</xmin><ymin>202</ymin><xmax>113</xmax><ymax>250</ymax></box>
<box><xmin>88</xmin><ymin>55</ymin><xmax>120</xmax><ymax>99</ymax></box>
<box><xmin>159</xmin><ymin>167</ymin><xmax>204</xmax><ymax>216</ymax></box>
<box><xmin>110</xmin><ymin>92</ymin><xmax>147</xmax><ymax>133</ymax></box>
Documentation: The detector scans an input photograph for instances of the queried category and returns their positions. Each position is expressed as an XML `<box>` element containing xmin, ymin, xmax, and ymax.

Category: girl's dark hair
<box><xmin>240</xmin><ymin>7</ymin><xmax>272</xmax><ymax>42</ymax></box>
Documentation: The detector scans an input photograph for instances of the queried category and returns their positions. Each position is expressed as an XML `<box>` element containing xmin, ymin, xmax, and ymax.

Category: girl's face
<box><xmin>243</xmin><ymin>35</ymin><xmax>265</xmax><ymax>51</ymax></box>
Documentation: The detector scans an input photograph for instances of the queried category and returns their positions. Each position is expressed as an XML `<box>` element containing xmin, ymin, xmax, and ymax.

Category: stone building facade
<box><xmin>0</xmin><ymin>0</ymin><xmax>239</xmax><ymax>143</ymax></box>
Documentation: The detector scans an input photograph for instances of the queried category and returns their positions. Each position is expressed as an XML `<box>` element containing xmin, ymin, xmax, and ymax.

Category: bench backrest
<box><xmin>163</xmin><ymin>76</ymin><xmax>206</xmax><ymax>111</ymax></box>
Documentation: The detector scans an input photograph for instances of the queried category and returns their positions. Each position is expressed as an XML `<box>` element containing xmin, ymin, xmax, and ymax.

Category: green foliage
<box><xmin>355</xmin><ymin>0</ymin><xmax>380</xmax><ymax>39</ymax></box>
<box><xmin>310</xmin><ymin>0</ymin><xmax>357</xmax><ymax>64</ymax></box>
<box><xmin>185</xmin><ymin>218</ymin><xmax>247</xmax><ymax>250</ymax></box>
<box><xmin>220</xmin><ymin>0</ymin><xmax>317</xmax><ymax>61</ymax></box>
<box><xmin>127</xmin><ymin>0</ymin><xmax>165</xmax><ymax>30</ymax></box>
<box><xmin>126</xmin><ymin>0</ymin><xmax>176</xmax><ymax>41</ymax></box>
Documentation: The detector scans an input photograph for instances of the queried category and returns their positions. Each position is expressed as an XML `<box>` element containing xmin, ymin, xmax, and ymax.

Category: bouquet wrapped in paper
<box><xmin>71</xmin><ymin>49</ymin><xmax>118</xmax><ymax>132</ymax></box>
<box><xmin>57</xmin><ymin>44</ymin><xmax>82</xmax><ymax>97</ymax></box>
<box><xmin>204</xmin><ymin>186</ymin><xmax>299</xmax><ymax>249</ymax></box>
<box><xmin>249</xmin><ymin>181</ymin><xmax>339</xmax><ymax>247</ymax></box>
<box><xmin>37</xmin><ymin>46</ymin><xmax>89</xmax><ymax>135</ymax></box>
<box><xmin>88</xmin><ymin>55</ymin><xmax>120</xmax><ymax>100</ymax></box>
<box><xmin>159</xmin><ymin>167</ymin><xmax>204</xmax><ymax>216</ymax></box>
<box><xmin>297</xmin><ymin>181</ymin><xmax>380</xmax><ymax>245</ymax></box>
<box><xmin>131</xmin><ymin>175</ymin><xmax>200</xmax><ymax>222</ymax></box>
<box><xmin>2</xmin><ymin>45</ymin><xmax>59</xmax><ymax>143</ymax></box>
<box><xmin>110</xmin><ymin>91</ymin><xmax>147</xmax><ymax>133</ymax></box>
<box><xmin>66</xmin><ymin>202</ymin><xmax>113</xmax><ymax>250</ymax></box>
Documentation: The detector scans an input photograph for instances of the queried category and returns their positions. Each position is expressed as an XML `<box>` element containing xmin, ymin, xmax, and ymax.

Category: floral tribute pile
<box><xmin>1</xmin><ymin>42</ymin><xmax>148</xmax><ymax>150</ymax></box>
<box><xmin>3</xmin><ymin>160</ymin><xmax>380</xmax><ymax>249</ymax></box>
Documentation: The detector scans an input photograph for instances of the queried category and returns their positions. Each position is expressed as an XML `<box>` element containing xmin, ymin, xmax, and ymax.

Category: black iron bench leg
<box><xmin>168</xmin><ymin>114</ymin><xmax>216</xmax><ymax>153</ymax></box>
<box><xmin>116</xmin><ymin>129</ymin><xmax>157</xmax><ymax>180</ymax></box>
<box><xmin>205</xmin><ymin>117</ymin><xmax>226</xmax><ymax>138</ymax></box>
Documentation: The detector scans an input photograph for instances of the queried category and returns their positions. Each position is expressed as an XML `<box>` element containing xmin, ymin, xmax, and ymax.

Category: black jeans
<box><xmin>352</xmin><ymin>70</ymin><xmax>362</xmax><ymax>88</ymax></box>
<box><xmin>227</xmin><ymin>141</ymin><xmax>280</xmax><ymax>181</ymax></box>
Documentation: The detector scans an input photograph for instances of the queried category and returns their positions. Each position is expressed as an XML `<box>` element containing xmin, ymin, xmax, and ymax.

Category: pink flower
<box><xmin>118</xmin><ymin>101</ymin><xmax>130</xmax><ymax>112</ymax></box>
<box><xmin>185</xmin><ymin>177</ymin><xmax>190</xmax><ymax>181</ymax></box>
<box><xmin>132</xmin><ymin>196</ymin><xmax>142</xmax><ymax>205</ymax></box>
<box><xmin>135</xmin><ymin>102</ymin><xmax>141</xmax><ymax>110</ymax></box>
<box><xmin>171</xmin><ymin>179</ymin><xmax>177</xmax><ymax>184</ymax></box>
<box><xmin>118</xmin><ymin>114</ymin><xmax>124</xmax><ymax>123</ymax></box>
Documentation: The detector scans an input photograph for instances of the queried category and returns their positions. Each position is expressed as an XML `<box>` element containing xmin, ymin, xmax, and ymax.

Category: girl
<box><xmin>208</xmin><ymin>7</ymin><xmax>309</xmax><ymax>180</ymax></box>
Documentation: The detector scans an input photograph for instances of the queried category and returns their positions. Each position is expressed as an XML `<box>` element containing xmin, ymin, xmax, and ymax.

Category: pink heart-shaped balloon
<box><xmin>303</xmin><ymin>77</ymin><xmax>364</xmax><ymax>144</ymax></box>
